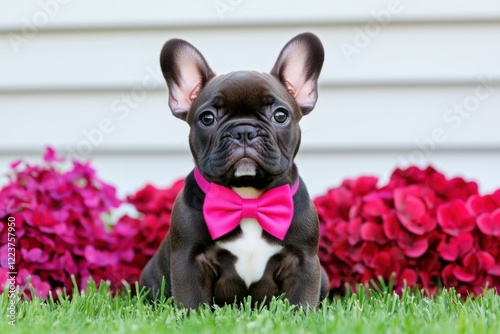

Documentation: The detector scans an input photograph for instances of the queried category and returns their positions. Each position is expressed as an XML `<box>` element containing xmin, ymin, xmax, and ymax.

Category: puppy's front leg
<box><xmin>276</xmin><ymin>254</ymin><xmax>322</xmax><ymax>308</ymax></box>
<box><xmin>170</xmin><ymin>246</ymin><xmax>218</xmax><ymax>309</ymax></box>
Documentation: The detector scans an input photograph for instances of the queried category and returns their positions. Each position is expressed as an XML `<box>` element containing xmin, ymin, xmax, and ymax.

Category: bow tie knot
<box><xmin>194</xmin><ymin>168</ymin><xmax>299</xmax><ymax>240</ymax></box>
<box><xmin>240</xmin><ymin>198</ymin><xmax>259</xmax><ymax>219</ymax></box>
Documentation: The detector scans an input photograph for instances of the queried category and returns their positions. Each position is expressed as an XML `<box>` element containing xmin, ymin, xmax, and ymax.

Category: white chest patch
<box><xmin>216</xmin><ymin>187</ymin><xmax>283</xmax><ymax>287</ymax></box>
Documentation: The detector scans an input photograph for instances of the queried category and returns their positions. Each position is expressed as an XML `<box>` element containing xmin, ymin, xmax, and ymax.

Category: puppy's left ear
<box><xmin>271</xmin><ymin>32</ymin><xmax>324</xmax><ymax>115</ymax></box>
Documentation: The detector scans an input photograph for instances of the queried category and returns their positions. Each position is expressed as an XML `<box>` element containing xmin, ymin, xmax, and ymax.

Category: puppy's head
<box><xmin>160</xmin><ymin>33</ymin><xmax>324</xmax><ymax>189</ymax></box>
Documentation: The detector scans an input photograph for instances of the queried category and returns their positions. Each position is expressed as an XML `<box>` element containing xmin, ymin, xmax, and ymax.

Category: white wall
<box><xmin>1</xmin><ymin>0</ymin><xmax>500</xmax><ymax>198</ymax></box>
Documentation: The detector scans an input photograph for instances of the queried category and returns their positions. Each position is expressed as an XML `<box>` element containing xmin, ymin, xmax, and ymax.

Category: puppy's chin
<box><xmin>233</xmin><ymin>158</ymin><xmax>257</xmax><ymax>178</ymax></box>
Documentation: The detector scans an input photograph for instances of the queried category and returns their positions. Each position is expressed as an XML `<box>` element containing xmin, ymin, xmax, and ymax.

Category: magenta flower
<box><xmin>0</xmin><ymin>148</ymin><xmax>177</xmax><ymax>298</ymax></box>
<box><xmin>42</xmin><ymin>146</ymin><xmax>63</xmax><ymax>163</ymax></box>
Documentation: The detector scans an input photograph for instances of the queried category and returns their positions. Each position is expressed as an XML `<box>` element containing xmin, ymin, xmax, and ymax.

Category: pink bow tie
<box><xmin>194</xmin><ymin>168</ymin><xmax>299</xmax><ymax>240</ymax></box>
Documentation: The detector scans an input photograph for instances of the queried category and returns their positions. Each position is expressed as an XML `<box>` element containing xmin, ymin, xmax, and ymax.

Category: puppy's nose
<box><xmin>229</xmin><ymin>125</ymin><xmax>258</xmax><ymax>143</ymax></box>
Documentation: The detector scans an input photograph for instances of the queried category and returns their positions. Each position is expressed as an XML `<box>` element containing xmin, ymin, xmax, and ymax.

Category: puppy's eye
<box><xmin>199</xmin><ymin>111</ymin><xmax>216</xmax><ymax>126</ymax></box>
<box><xmin>273</xmin><ymin>108</ymin><xmax>289</xmax><ymax>124</ymax></box>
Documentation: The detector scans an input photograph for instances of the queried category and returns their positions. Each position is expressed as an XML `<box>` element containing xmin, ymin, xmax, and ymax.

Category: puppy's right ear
<box><xmin>271</xmin><ymin>33</ymin><xmax>324</xmax><ymax>116</ymax></box>
<box><xmin>160</xmin><ymin>39</ymin><xmax>215</xmax><ymax>121</ymax></box>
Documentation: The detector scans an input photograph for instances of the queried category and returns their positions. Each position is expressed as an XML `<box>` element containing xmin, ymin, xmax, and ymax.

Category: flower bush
<box><xmin>1</xmin><ymin>148</ymin><xmax>499</xmax><ymax>298</ymax></box>
<box><xmin>316</xmin><ymin>166</ymin><xmax>500</xmax><ymax>296</ymax></box>
<box><xmin>0</xmin><ymin>148</ymin><xmax>182</xmax><ymax>298</ymax></box>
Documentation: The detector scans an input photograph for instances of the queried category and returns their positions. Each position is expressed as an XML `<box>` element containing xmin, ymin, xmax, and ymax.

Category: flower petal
<box><xmin>437</xmin><ymin>200</ymin><xmax>475</xmax><ymax>236</ymax></box>
<box><xmin>477</xmin><ymin>209</ymin><xmax>500</xmax><ymax>237</ymax></box>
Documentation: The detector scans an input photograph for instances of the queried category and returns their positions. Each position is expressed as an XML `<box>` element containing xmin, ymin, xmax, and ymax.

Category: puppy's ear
<box><xmin>160</xmin><ymin>39</ymin><xmax>215</xmax><ymax>121</ymax></box>
<box><xmin>271</xmin><ymin>32</ymin><xmax>324</xmax><ymax>115</ymax></box>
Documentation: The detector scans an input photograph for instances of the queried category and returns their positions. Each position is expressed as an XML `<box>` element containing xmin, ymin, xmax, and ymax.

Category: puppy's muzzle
<box><xmin>228</xmin><ymin>125</ymin><xmax>260</xmax><ymax>145</ymax></box>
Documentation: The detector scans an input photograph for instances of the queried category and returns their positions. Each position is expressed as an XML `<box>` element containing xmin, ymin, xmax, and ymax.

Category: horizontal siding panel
<box><xmin>1</xmin><ymin>151</ymin><xmax>500</xmax><ymax>198</ymax></box>
<box><xmin>1</xmin><ymin>24</ymin><xmax>500</xmax><ymax>89</ymax></box>
<box><xmin>296</xmin><ymin>150</ymin><xmax>500</xmax><ymax>196</ymax></box>
<box><xmin>2</xmin><ymin>0</ymin><xmax>500</xmax><ymax>30</ymax></box>
<box><xmin>2</xmin><ymin>2</ymin><xmax>500</xmax><ymax>205</ymax></box>
<box><xmin>2</xmin><ymin>85</ymin><xmax>500</xmax><ymax>150</ymax></box>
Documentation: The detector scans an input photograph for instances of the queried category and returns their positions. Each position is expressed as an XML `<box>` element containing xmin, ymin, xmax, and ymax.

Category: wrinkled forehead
<box><xmin>190</xmin><ymin>71</ymin><xmax>296</xmax><ymax>117</ymax></box>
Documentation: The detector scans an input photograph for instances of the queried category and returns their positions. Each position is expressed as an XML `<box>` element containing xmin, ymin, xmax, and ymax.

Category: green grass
<box><xmin>1</xmin><ymin>281</ymin><xmax>499</xmax><ymax>334</ymax></box>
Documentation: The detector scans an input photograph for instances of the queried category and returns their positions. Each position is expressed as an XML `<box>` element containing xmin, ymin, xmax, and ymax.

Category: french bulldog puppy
<box><xmin>140</xmin><ymin>32</ymin><xmax>329</xmax><ymax>309</ymax></box>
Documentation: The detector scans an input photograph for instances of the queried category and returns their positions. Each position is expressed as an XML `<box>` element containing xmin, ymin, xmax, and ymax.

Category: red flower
<box><xmin>442</xmin><ymin>264</ymin><xmax>460</xmax><ymax>287</ymax></box>
<box><xmin>418</xmin><ymin>250</ymin><xmax>441</xmax><ymax>293</ymax></box>
<box><xmin>389</xmin><ymin>166</ymin><xmax>437</xmax><ymax>188</ymax></box>
<box><xmin>452</xmin><ymin>251</ymin><xmax>495</xmax><ymax>283</ymax></box>
<box><xmin>437</xmin><ymin>200</ymin><xmax>476</xmax><ymax>236</ymax></box>
<box><xmin>437</xmin><ymin>233</ymin><xmax>474</xmax><ymax>261</ymax></box>
<box><xmin>445</xmin><ymin>177</ymin><xmax>479</xmax><ymax>202</ymax></box>
<box><xmin>360</xmin><ymin>222</ymin><xmax>387</xmax><ymax>244</ymax></box>
<box><xmin>394</xmin><ymin>185</ymin><xmax>437</xmax><ymax>235</ymax></box>
<box><xmin>128</xmin><ymin>181</ymin><xmax>183</xmax><ymax>214</ymax></box>
<box><xmin>476</xmin><ymin>209</ymin><xmax>500</xmax><ymax>237</ymax></box>
<box><xmin>382</xmin><ymin>213</ymin><xmax>401</xmax><ymax>240</ymax></box>
<box><xmin>360</xmin><ymin>196</ymin><xmax>391</xmax><ymax>218</ymax></box>
<box><xmin>371</xmin><ymin>246</ymin><xmax>405</xmax><ymax>278</ymax></box>
<box><xmin>347</xmin><ymin>218</ymin><xmax>362</xmax><ymax>246</ymax></box>
<box><xmin>396</xmin><ymin>231</ymin><xmax>429</xmax><ymax>258</ymax></box>
<box><xmin>486</xmin><ymin>248</ymin><xmax>500</xmax><ymax>277</ymax></box>
<box><xmin>397</xmin><ymin>268</ymin><xmax>418</xmax><ymax>288</ymax></box>
<box><xmin>318</xmin><ymin>165</ymin><xmax>500</xmax><ymax>297</ymax></box>
<box><xmin>315</xmin><ymin>176</ymin><xmax>378</xmax><ymax>222</ymax></box>
<box><xmin>388</xmin><ymin>166</ymin><xmax>478</xmax><ymax>201</ymax></box>
<box><xmin>468</xmin><ymin>193</ymin><xmax>500</xmax><ymax>216</ymax></box>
